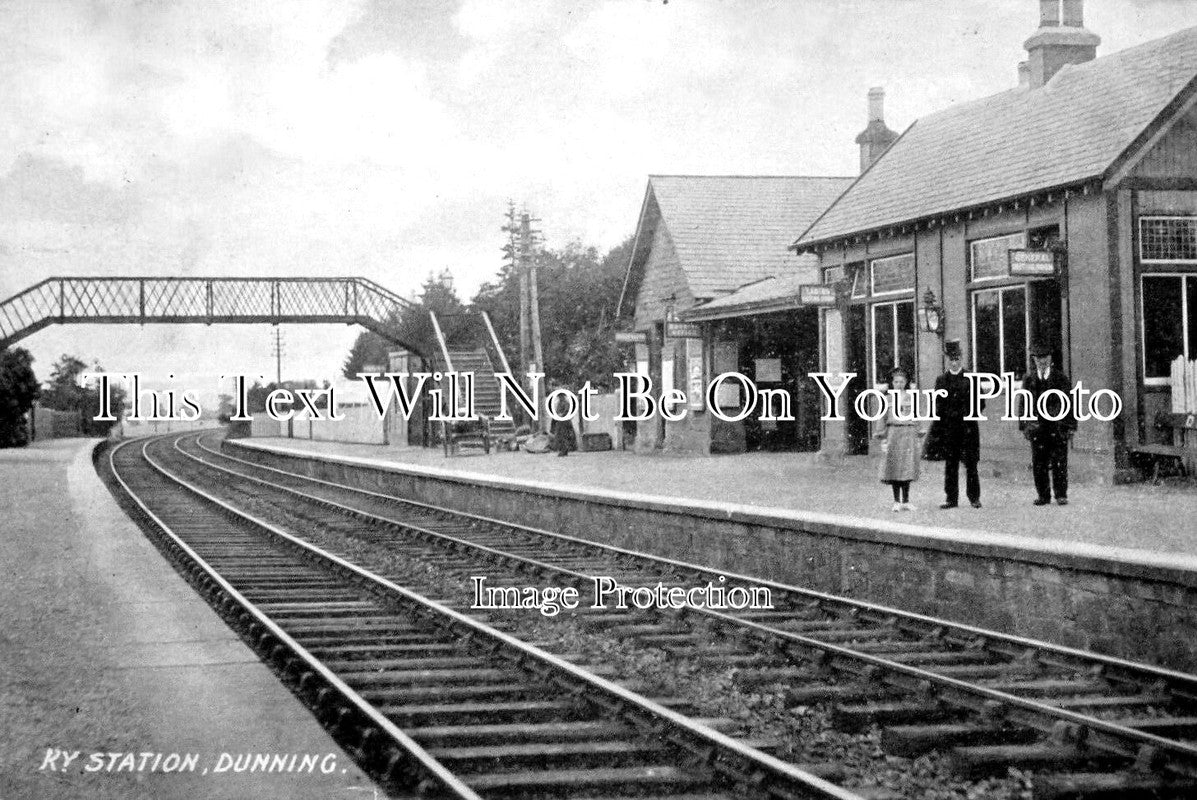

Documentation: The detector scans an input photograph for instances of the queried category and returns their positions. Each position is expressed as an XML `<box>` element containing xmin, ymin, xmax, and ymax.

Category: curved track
<box><xmin>102</xmin><ymin>432</ymin><xmax>859</xmax><ymax>800</ymax></box>
<box><xmin>179</xmin><ymin>430</ymin><xmax>1197</xmax><ymax>799</ymax></box>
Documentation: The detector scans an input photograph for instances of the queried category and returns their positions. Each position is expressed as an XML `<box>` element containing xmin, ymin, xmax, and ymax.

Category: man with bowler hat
<box><xmin>1020</xmin><ymin>341</ymin><xmax>1076</xmax><ymax>505</ymax></box>
<box><xmin>934</xmin><ymin>339</ymin><xmax>982</xmax><ymax>509</ymax></box>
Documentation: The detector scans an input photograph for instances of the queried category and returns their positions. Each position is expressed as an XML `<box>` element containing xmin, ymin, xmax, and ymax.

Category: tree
<box><xmin>473</xmin><ymin>236</ymin><xmax>633</xmax><ymax>389</ymax></box>
<box><xmin>341</xmin><ymin>331</ymin><xmax>393</xmax><ymax>380</ymax></box>
<box><xmin>41</xmin><ymin>355</ymin><xmax>89</xmax><ymax>413</ymax></box>
<box><xmin>0</xmin><ymin>348</ymin><xmax>39</xmax><ymax>447</ymax></box>
<box><xmin>342</xmin><ymin>270</ymin><xmax>468</xmax><ymax>378</ymax></box>
<box><xmin>40</xmin><ymin>354</ymin><xmax>123</xmax><ymax>436</ymax></box>
<box><xmin>216</xmin><ymin>393</ymin><xmax>236</xmax><ymax>423</ymax></box>
<box><xmin>342</xmin><ymin>233</ymin><xmax>634</xmax><ymax>390</ymax></box>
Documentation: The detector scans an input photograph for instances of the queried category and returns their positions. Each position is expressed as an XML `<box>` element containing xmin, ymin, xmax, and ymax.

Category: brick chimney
<box><xmin>1024</xmin><ymin>0</ymin><xmax>1100</xmax><ymax>89</ymax></box>
<box><xmin>855</xmin><ymin>87</ymin><xmax>898</xmax><ymax>173</ymax></box>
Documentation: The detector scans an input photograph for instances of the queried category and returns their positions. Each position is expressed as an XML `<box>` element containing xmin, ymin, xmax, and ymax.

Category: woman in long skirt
<box><xmin>875</xmin><ymin>368</ymin><xmax>925</xmax><ymax>511</ymax></box>
<box><xmin>549</xmin><ymin>389</ymin><xmax>578</xmax><ymax>457</ymax></box>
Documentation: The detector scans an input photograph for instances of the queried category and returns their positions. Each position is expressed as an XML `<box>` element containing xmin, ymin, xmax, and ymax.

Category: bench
<box><xmin>441</xmin><ymin>417</ymin><xmax>492</xmax><ymax>457</ymax></box>
<box><xmin>1128</xmin><ymin>413</ymin><xmax>1195</xmax><ymax>483</ymax></box>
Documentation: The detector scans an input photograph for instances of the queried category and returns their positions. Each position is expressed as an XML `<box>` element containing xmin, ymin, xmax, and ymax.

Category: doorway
<box><xmin>844</xmin><ymin>305</ymin><xmax>870</xmax><ymax>455</ymax></box>
<box><xmin>1028</xmin><ymin>279</ymin><xmax>1064</xmax><ymax>368</ymax></box>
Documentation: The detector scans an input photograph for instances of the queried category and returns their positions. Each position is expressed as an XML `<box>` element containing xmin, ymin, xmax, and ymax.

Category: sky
<box><xmin>2</xmin><ymin>0</ymin><xmax>1197</xmax><ymax>410</ymax></box>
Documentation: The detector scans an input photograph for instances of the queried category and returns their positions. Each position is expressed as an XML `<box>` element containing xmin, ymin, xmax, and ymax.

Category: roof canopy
<box><xmin>620</xmin><ymin>175</ymin><xmax>850</xmax><ymax>317</ymax></box>
<box><xmin>794</xmin><ymin>26</ymin><xmax>1197</xmax><ymax>250</ymax></box>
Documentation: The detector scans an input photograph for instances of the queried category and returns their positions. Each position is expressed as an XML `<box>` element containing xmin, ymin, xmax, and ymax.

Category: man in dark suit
<box><xmin>934</xmin><ymin>340</ymin><xmax>981</xmax><ymax>509</ymax></box>
<box><xmin>1020</xmin><ymin>341</ymin><xmax>1076</xmax><ymax>505</ymax></box>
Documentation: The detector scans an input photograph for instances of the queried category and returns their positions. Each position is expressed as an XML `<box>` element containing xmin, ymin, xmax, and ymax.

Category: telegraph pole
<box><xmin>522</xmin><ymin>209</ymin><xmax>545</xmax><ymax>381</ymax></box>
<box><xmin>270</xmin><ymin>328</ymin><xmax>284</xmax><ymax>385</ymax></box>
<box><xmin>502</xmin><ymin>203</ymin><xmax>531</xmax><ymax>375</ymax></box>
<box><xmin>502</xmin><ymin>202</ymin><xmax>547</xmax><ymax>432</ymax></box>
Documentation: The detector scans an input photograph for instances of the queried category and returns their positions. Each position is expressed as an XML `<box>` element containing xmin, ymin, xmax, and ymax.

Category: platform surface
<box><xmin>0</xmin><ymin>438</ymin><xmax>379</xmax><ymax>800</ymax></box>
<box><xmin>244</xmin><ymin>436</ymin><xmax>1197</xmax><ymax>558</ymax></box>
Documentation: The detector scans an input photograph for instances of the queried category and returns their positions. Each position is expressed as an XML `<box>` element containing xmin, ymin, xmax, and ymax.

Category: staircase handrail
<box><xmin>480</xmin><ymin>311</ymin><xmax>513</xmax><ymax>377</ymax></box>
<box><xmin>427</xmin><ymin>310</ymin><xmax>459</xmax><ymax>422</ymax></box>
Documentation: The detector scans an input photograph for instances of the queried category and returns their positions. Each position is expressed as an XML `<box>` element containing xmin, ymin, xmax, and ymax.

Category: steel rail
<box><xmin>147</xmin><ymin>433</ymin><xmax>859</xmax><ymax>800</ymax></box>
<box><xmin>106</xmin><ymin>436</ymin><xmax>481</xmax><ymax>800</ymax></box>
<box><xmin>196</xmin><ymin>433</ymin><xmax>1197</xmax><ymax>770</ymax></box>
<box><xmin>216</xmin><ymin>435</ymin><xmax>1197</xmax><ymax>697</ymax></box>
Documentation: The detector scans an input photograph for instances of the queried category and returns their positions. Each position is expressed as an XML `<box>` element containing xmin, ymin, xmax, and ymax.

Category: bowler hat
<box><xmin>1030</xmin><ymin>340</ymin><xmax>1053</xmax><ymax>358</ymax></box>
<box><xmin>944</xmin><ymin>339</ymin><xmax>962</xmax><ymax>360</ymax></box>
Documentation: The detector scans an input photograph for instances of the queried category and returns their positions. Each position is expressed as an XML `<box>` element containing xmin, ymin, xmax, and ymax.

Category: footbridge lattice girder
<box><xmin>0</xmin><ymin>277</ymin><xmax>426</xmax><ymax>355</ymax></box>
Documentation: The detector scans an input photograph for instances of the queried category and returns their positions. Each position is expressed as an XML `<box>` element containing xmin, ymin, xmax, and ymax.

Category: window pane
<box><xmin>1002</xmin><ymin>288</ymin><xmax>1027</xmax><ymax>378</ymax></box>
<box><xmin>852</xmin><ymin>264</ymin><xmax>868</xmax><ymax>298</ymax></box>
<box><xmin>973</xmin><ymin>290</ymin><xmax>1001</xmax><ymax>374</ymax></box>
<box><xmin>971</xmin><ymin>233</ymin><xmax>1026</xmax><ymax>281</ymax></box>
<box><xmin>896</xmin><ymin>300</ymin><xmax>915</xmax><ymax>379</ymax></box>
<box><xmin>871</xmin><ymin>254</ymin><xmax>914</xmax><ymax>294</ymax></box>
<box><xmin>1143</xmin><ymin>275</ymin><xmax>1183</xmax><ymax>378</ymax></box>
<box><xmin>823</xmin><ymin>265</ymin><xmax>845</xmax><ymax>285</ymax></box>
<box><xmin>873</xmin><ymin>303</ymin><xmax>895</xmax><ymax>383</ymax></box>
<box><xmin>1188</xmin><ymin>276</ymin><xmax>1197</xmax><ymax>359</ymax></box>
<box><xmin>1141</xmin><ymin>218</ymin><xmax>1197</xmax><ymax>262</ymax></box>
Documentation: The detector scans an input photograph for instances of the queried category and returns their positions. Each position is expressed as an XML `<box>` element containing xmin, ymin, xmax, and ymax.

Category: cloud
<box><xmin>5</xmin><ymin>0</ymin><xmax>1197</xmax><ymax>385</ymax></box>
<box><xmin>0</xmin><ymin>153</ymin><xmax>138</xmax><ymax>224</ymax></box>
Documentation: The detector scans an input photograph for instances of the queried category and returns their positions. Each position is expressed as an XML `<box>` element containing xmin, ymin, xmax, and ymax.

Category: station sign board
<box><xmin>799</xmin><ymin>284</ymin><xmax>839</xmax><ymax>306</ymax></box>
<box><xmin>665</xmin><ymin>320</ymin><xmax>703</xmax><ymax>339</ymax></box>
<box><xmin>685</xmin><ymin>338</ymin><xmax>705</xmax><ymax>411</ymax></box>
<box><xmin>1008</xmin><ymin>249</ymin><xmax>1060</xmax><ymax>277</ymax></box>
<box><xmin>614</xmin><ymin>331</ymin><xmax>648</xmax><ymax>344</ymax></box>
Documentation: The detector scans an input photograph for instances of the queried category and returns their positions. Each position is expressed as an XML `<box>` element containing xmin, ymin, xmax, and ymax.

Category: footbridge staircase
<box><xmin>427</xmin><ymin>309</ymin><xmax>520</xmax><ymax>441</ymax></box>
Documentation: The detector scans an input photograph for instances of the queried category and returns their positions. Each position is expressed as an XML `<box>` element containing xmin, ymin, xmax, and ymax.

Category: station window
<box><xmin>1141</xmin><ymin>274</ymin><xmax>1197</xmax><ymax>383</ymax></box>
<box><xmin>870</xmin><ymin>253</ymin><xmax>914</xmax><ymax>296</ymax></box>
<box><xmin>872</xmin><ymin>299</ymin><xmax>915</xmax><ymax>384</ymax></box>
<box><xmin>1141</xmin><ymin>217</ymin><xmax>1197</xmax><ymax>263</ymax></box>
<box><xmin>823</xmin><ymin>265</ymin><xmax>845</xmax><ymax>285</ymax></box>
<box><xmin>971</xmin><ymin>286</ymin><xmax>1027</xmax><ymax>379</ymax></box>
<box><xmin>849</xmin><ymin>262</ymin><xmax>868</xmax><ymax>298</ymax></box>
<box><xmin>970</xmin><ymin>233</ymin><xmax>1027</xmax><ymax>282</ymax></box>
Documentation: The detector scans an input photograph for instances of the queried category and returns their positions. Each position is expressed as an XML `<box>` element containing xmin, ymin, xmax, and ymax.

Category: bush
<box><xmin>0</xmin><ymin>348</ymin><xmax>38</xmax><ymax>448</ymax></box>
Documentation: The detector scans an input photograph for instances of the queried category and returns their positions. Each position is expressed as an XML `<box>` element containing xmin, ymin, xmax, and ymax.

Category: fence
<box><xmin>26</xmin><ymin>404</ymin><xmax>82</xmax><ymax>442</ymax></box>
<box><xmin>248</xmin><ymin>402</ymin><xmax>399</xmax><ymax>446</ymax></box>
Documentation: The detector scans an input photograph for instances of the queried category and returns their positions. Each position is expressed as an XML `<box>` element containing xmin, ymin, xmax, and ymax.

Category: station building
<box><xmin>791</xmin><ymin>3</ymin><xmax>1197</xmax><ymax>480</ymax></box>
<box><xmin>617</xmin><ymin>174</ymin><xmax>851</xmax><ymax>454</ymax></box>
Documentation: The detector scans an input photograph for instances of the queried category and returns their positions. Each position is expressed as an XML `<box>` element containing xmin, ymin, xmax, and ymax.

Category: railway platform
<box><xmin>242</xmin><ymin>436</ymin><xmax>1195</xmax><ymax>556</ymax></box>
<box><xmin>0</xmin><ymin>438</ymin><xmax>376</xmax><ymax>800</ymax></box>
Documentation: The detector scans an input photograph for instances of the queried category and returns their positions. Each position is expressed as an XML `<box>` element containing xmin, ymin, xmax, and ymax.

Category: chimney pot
<box><xmin>1024</xmin><ymin>0</ymin><xmax>1098</xmax><ymax>89</ymax></box>
<box><xmin>868</xmin><ymin>87</ymin><xmax>885</xmax><ymax>122</ymax></box>
<box><xmin>1039</xmin><ymin>0</ymin><xmax>1060</xmax><ymax>26</ymax></box>
<box><xmin>856</xmin><ymin>87</ymin><xmax>898</xmax><ymax>173</ymax></box>
<box><xmin>1062</xmin><ymin>0</ymin><xmax>1083</xmax><ymax>27</ymax></box>
<box><xmin>1018</xmin><ymin>61</ymin><xmax>1030</xmax><ymax>87</ymax></box>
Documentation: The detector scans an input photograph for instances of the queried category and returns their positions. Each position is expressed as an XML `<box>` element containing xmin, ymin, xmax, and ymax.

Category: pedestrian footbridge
<box><xmin>0</xmin><ymin>276</ymin><xmax>423</xmax><ymax>352</ymax></box>
<box><xmin>0</xmin><ymin>276</ymin><xmax>519</xmax><ymax>438</ymax></box>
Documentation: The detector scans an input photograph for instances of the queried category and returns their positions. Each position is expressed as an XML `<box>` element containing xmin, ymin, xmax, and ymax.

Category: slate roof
<box><xmin>683</xmin><ymin>266</ymin><xmax>820</xmax><ymax>321</ymax></box>
<box><xmin>795</xmin><ymin>25</ymin><xmax>1197</xmax><ymax>248</ymax></box>
<box><xmin>630</xmin><ymin>175</ymin><xmax>852</xmax><ymax>302</ymax></box>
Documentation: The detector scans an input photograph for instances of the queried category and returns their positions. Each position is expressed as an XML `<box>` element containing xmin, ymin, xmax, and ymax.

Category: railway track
<box><xmin>174</xmin><ymin>430</ymin><xmax>1197</xmax><ymax>799</ymax></box>
<box><xmin>101</xmin><ymin>433</ymin><xmax>861</xmax><ymax>800</ymax></box>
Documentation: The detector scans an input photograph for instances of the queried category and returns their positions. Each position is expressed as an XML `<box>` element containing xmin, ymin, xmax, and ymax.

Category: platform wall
<box><xmin>225</xmin><ymin>439</ymin><xmax>1197</xmax><ymax>671</ymax></box>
